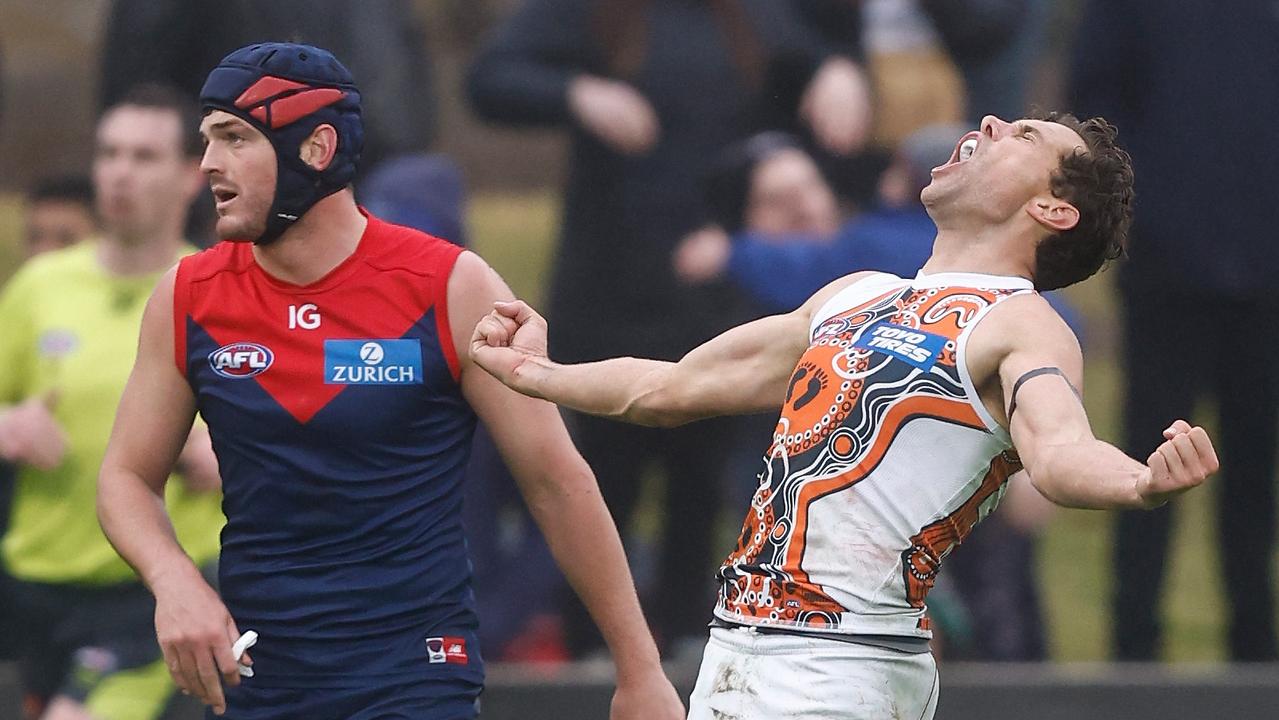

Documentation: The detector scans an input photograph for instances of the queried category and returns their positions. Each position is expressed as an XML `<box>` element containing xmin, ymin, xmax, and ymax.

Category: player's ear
<box><xmin>1025</xmin><ymin>195</ymin><xmax>1079</xmax><ymax>233</ymax></box>
<box><xmin>299</xmin><ymin>124</ymin><xmax>338</xmax><ymax>172</ymax></box>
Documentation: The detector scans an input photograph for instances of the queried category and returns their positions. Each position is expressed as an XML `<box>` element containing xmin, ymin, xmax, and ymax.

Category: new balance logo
<box><xmin>425</xmin><ymin>636</ymin><xmax>468</xmax><ymax>665</ymax></box>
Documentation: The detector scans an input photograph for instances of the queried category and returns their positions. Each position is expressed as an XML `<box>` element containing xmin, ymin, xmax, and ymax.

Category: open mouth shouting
<box><xmin>932</xmin><ymin>131</ymin><xmax>981</xmax><ymax>174</ymax></box>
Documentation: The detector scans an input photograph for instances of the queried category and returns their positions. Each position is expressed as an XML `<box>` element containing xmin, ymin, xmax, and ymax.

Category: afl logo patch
<box><xmin>209</xmin><ymin>342</ymin><xmax>274</xmax><ymax>379</ymax></box>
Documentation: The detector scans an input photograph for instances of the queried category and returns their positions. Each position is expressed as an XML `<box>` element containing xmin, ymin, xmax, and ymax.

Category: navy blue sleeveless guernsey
<box><xmin>174</xmin><ymin>212</ymin><xmax>481</xmax><ymax>689</ymax></box>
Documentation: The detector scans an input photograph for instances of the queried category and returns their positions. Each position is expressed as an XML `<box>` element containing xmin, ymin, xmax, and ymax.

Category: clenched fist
<box><xmin>1136</xmin><ymin>419</ymin><xmax>1219</xmax><ymax>508</ymax></box>
<box><xmin>469</xmin><ymin>300</ymin><xmax>553</xmax><ymax>397</ymax></box>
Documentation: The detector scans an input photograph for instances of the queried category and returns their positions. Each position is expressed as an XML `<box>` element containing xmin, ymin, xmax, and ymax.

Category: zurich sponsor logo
<box><xmin>852</xmin><ymin>321</ymin><xmax>946</xmax><ymax>371</ymax></box>
<box><xmin>209</xmin><ymin>342</ymin><xmax>274</xmax><ymax>379</ymax></box>
<box><xmin>325</xmin><ymin>339</ymin><xmax>422</xmax><ymax>385</ymax></box>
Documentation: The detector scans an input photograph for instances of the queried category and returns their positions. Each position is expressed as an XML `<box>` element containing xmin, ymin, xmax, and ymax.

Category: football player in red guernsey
<box><xmin>97</xmin><ymin>42</ymin><xmax>683</xmax><ymax>720</ymax></box>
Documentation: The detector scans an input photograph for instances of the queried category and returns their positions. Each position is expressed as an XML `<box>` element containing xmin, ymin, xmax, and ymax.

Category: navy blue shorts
<box><xmin>215</xmin><ymin>677</ymin><xmax>482</xmax><ymax>720</ymax></box>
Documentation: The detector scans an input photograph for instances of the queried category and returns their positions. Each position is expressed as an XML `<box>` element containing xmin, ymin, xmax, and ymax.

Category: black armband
<box><xmin>1007</xmin><ymin>366</ymin><xmax>1081</xmax><ymax>424</ymax></box>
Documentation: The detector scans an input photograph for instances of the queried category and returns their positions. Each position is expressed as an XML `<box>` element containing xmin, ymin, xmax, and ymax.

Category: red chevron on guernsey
<box><xmin>233</xmin><ymin>76</ymin><xmax>347</xmax><ymax>129</ymax></box>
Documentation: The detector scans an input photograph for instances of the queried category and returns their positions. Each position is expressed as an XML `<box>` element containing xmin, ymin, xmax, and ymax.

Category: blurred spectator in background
<box><xmin>0</xmin><ymin>85</ymin><xmax>223</xmax><ymax>719</ymax></box>
<box><xmin>917</xmin><ymin>0</ymin><xmax>1045</xmax><ymax>122</ymax></box>
<box><xmin>860</xmin><ymin>0</ymin><xmax>965</xmax><ymax>145</ymax></box>
<box><xmin>856</xmin><ymin>0</ymin><xmax>1046</xmax><ymax>139</ymax></box>
<box><xmin>674</xmin><ymin>127</ymin><xmax>949</xmax><ymax>310</ymax></box>
<box><xmin>1071</xmin><ymin>0</ymin><xmax>1279</xmax><ymax>662</ymax></box>
<box><xmin>467</xmin><ymin>0</ymin><xmax>873</xmax><ymax>659</ymax></box>
<box><xmin>22</xmin><ymin>177</ymin><xmax>96</xmax><ymax>258</ymax></box>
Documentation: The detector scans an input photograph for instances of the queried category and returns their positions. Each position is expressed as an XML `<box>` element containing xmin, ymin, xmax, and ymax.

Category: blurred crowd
<box><xmin>0</xmin><ymin>0</ymin><xmax>1276</xmax><ymax>716</ymax></box>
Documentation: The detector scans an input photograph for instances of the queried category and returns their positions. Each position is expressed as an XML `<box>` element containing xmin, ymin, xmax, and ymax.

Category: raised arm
<box><xmin>973</xmin><ymin>295</ymin><xmax>1217</xmax><ymax>510</ymax></box>
<box><xmin>470</xmin><ymin>273</ymin><xmax>871</xmax><ymax>427</ymax></box>
<box><xmin>97</xmin><ymin>268</ymin><xmax>243</xmax><ymax>715</ymax></box>
<box><xmin>447</xmin><ymin>251</ymin><xmax>682</xmax><ymax>720</ymax></box>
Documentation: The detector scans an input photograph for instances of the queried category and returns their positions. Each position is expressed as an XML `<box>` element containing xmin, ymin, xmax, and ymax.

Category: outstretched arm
<box><xmin>975</xmin><ymin>295</ymin><xmax>1217</xmax><ymax>510</ymax></box>
<box><xmin>448</xmin><ymin>252</ymin><xmax>682</xmax><ymax>720</ymax></box>
<box><xmin>470</xmin><ymin>273</ymin><xmax>871</xmax><ymax>427</ymax></box>
<box><xmin>97</xmin><ymin>268</ymin><xmax>244</xmax><ymax>715</ymax></box>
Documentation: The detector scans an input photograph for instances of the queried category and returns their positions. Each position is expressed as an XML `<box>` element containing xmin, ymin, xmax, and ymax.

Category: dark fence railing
<box><xmin>5</xmin><ymin>661</ymin><xmax>1278</xmax><ymax>719</ymax></box>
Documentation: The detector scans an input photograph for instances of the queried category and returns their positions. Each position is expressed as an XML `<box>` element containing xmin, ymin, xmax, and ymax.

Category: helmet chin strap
<box><xmin>253</xmin><ymin>137</ymin><xmax>340</xmax><ymax>246</ymax></box>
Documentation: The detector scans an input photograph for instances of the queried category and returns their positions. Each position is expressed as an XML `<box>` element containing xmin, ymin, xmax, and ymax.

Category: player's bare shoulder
<box><xmin>141</xmin><ymin>265</ymin><xmax>180</xmax><ymax>342</ymax></box>
<box><xmin>445</xmin><ymin>250</ymin><xmax>514</xmax><ymax>369</ymax></box>
<box><xmin>992</xmin><ymin>292</ymin><xmax>1079</xmax><ymax>353</ymax></box>
<box><xmin>966</xmin><ymin>291</ymin><xmax>1083</xmax><ymax>389</ymax></box>
<box><xmin>798</xmin><ymin>271</ymin><xmax>890</xmax><ymax>324</ymax></box>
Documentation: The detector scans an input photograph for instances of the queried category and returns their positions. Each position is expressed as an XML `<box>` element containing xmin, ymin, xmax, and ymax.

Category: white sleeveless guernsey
<box><xmin>714</xmin><ymin>270</ymin><xmax>1035</xmax><ymax>639</ymax></box>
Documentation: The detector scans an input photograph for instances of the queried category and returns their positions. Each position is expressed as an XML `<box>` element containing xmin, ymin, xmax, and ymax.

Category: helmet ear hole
<box><xmin>198</xmin><ymin>42</ymin><xmax>364</xmax><ymax>245</ymax></box>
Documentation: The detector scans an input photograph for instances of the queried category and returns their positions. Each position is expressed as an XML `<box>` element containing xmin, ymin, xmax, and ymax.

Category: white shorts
<box><xmin>687</xmin><ymin>627</ymin><xmax>939</xmax><ymax>720</ymax></box>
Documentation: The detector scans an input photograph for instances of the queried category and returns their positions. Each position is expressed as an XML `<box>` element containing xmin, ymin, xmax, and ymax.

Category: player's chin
<box><xmin>214</xmin><ymin>215</ymin><xmax>264</xmax><ymax>243</ymax></box>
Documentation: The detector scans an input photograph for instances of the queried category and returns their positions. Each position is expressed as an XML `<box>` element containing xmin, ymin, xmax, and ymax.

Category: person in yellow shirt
<box><xmin>0</xmin><ymin>177</ymin><xmax>98</xmax><ymax>546</ymax></box>
<box><xmin>0</xmin><ymin>84</ymin><xmax>223</xmax><ymax>720</ymax></box>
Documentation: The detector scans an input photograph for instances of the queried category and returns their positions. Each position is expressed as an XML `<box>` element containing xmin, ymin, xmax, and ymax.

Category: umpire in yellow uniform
<box><xmin>0</xmin><ymin>84</ymin><xmax>223</xmax><ymax>720</ymax></box>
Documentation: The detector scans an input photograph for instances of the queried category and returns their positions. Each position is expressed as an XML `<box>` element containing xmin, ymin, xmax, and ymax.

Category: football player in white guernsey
<box><xmin>471</xmin><ymin>113</ymin><xmax>1217</xmax><ymax>720</ymax></box>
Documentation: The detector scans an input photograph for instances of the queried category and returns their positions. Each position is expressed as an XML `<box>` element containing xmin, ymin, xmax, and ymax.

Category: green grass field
<box><xmin>465</xmin><ymin>191</ymin><xmax>1257</xmax><ymax>664</ymax></box>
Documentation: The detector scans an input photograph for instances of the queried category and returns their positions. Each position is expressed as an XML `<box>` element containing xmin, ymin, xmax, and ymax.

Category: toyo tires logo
<box><xmin>209</xmin><ymin>342</ymin><xmax>274</xmax><ymax>379</ymax></box>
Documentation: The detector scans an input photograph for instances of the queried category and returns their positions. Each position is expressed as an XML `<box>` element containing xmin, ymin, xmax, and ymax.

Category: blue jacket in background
<box><xmin>725</xmin><ymin>206</ymin><xmax>1082</xmax><ymax>335</ymax></box>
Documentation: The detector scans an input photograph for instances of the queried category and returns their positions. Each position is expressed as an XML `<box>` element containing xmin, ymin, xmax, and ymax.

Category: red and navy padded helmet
<box><xmin>199</xmin><ymin>42</ymin><xmax>364</xmax><ymax>244</ymax></box>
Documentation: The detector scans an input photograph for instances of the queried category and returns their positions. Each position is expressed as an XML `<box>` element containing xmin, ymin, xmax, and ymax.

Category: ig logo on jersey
<box><xmin>325</xmin><ymin>339</ymin><xmax>423</xmax><ymax>385</ymax></box>
<box><xmin>209</xmin><ymin>342</ymin><xmax>274</xmax><ymax>379</ymax></box>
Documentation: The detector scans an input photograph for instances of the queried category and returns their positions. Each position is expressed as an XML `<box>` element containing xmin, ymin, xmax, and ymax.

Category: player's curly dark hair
<box><xmin>1031</xmin><ymin>112</ymin><xmax>1134</xmax><ymax>291</ymax></box>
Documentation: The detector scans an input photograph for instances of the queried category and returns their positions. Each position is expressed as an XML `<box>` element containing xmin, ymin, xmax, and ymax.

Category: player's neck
<box><xmin>252</xmin><ymin>190</ymin><xmax>367</xmax><ymax>286</ymax></box>
<box><xmin>921</xmin><ymin>225</ymin><xmax>1035</xmax><ymax>281</ymax></box>
<box><xmin>96</xmin><ymin>224</ymin><xmax>186</xmax><ymax>277</ymax></box>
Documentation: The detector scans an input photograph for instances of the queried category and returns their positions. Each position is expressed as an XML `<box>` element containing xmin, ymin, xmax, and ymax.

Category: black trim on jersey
<box><xmin>1007</xmin><ymin>366</ymin><xmax>1081</xmax><ymax>425</ymax></box>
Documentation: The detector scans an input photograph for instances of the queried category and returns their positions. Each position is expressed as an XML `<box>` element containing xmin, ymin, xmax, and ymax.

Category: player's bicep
<box><xmin>102</xmin><ymin>269</ymin><xmax>197</xmax><ymax>493</ymax></box>
<box><xmin>445</xmin><ymin>251</ymin><xmax>517</xmax><ymax>368</ymax></box>
<box><xmin>1000</xmin><ymin>323</ymin><xmax>1090</xmax><ymax>474</ymax></box>
<box><xmin>443</xmin><ymin>251</ymin><xmax>579</xmax><ymax>474</ymax></box>
<box><xmin>464</xmin><ymin>362</ymin><xmax>583</xmax><ymax>485</ymax></box>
